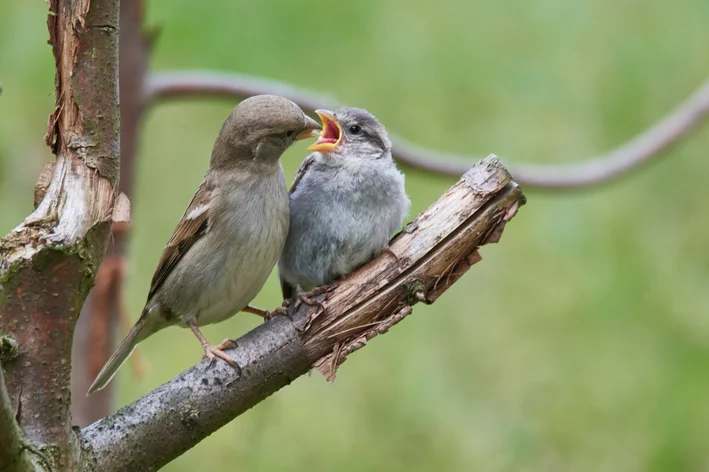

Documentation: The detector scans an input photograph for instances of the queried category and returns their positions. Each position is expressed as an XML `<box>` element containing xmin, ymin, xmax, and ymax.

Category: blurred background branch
<box><xmin>69</xmin><ymin>0</ymin><xmax>709</xmax><ymax>427</ymax></box>
<box><xmin>147</xmin><ymin>72</ymin><xmax>709</xmax><ymax>191</ymax></box>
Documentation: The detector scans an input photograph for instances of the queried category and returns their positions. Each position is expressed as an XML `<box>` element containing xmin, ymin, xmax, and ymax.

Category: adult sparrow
<box><xmin>89</xmin><ymin>95</ymin><xmax>320</xmax><ymax>393</ymax></box>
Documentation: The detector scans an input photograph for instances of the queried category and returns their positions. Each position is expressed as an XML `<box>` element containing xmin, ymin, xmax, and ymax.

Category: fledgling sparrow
<box><xmin>88</xmin><ymin>95</ymin><xmax>320</xmax><ymax>393</ymax></box>
<box><xmin>278</xmin><ymin>108</ymin><xmax>410</xmax><ymax>301</ymax></box>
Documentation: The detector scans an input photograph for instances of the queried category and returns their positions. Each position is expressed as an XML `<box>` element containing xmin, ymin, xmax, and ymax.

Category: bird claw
<box><xmin>293</xmin><ymin>285</ymin><xmax>336</xmax><ymax>331</ymax></box>
<box><xmin>202</xmin><ymin>340</ymin><xmax>241</xmax><ymax>374</ymax></box>
<box><xmin>294</xmin><ymin>286</ymin><xmax>328</xmax><ymax>313</ymax></box>
<box><xmin>264</xmin><ymin>306</ymin><xmax>289</xmax><ymax>321</ymax></box>
<box><xmin>215</xmin><ymin>338</ymin><xmax>236</xmax><ymax>351</ymax></box>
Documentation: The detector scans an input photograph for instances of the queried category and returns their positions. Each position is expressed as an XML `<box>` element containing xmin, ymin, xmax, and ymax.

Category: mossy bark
<box><xmin>0</xmin><ymin>0</ymin><xmax>120</xmax><ymax>470</ymax></box>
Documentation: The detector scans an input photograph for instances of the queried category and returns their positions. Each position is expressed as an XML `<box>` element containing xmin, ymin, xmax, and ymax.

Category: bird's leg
<box><xmin>293</xmin><ymin>285</ymin><xmax>331</xmax><ymax>313</ymax></box>
<box><xmin>292</xmin><ymin>284</ymin><xmax>340</xmax><ymax>331</ymax></box>
<box><xmin>242</xmin><ymin>304</ymin><xmax>289</xmax><ymax>321</ymax></box>
<box><xmin>241</xmin><ymin>305</ymin><xmax>267</xmax><ymax>317</ymax></box>
<box><xmin>187</xmin><ymin>318</ymin><xmax>240</xmax><ymax>370</ymax></box>
<box><xmin>265</xmin><ymin>299</ymin><xmax>291</xmax><ymax>320</ymax></box>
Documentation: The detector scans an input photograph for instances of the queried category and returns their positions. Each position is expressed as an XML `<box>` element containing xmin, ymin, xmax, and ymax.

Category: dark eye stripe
<box><xmin>367</xmin><ymin>133</ymin><xmax>387</xmax><ymax>154</ymax></box>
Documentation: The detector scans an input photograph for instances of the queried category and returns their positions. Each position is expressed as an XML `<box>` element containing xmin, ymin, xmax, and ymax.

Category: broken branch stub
<box><xmin>296</xmin><ymin>154</ymin><xmax>526</xmax><ymax>380</ymax></box>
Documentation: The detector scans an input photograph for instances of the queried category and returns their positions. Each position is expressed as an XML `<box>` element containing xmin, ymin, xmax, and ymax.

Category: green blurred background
<box><xmin>2</xmin><ymin>0</ymin><xmax>709</xmax><ymax>470</ymax></box>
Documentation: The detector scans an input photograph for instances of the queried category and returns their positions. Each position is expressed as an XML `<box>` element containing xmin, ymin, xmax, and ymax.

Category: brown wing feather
<box><xmin>147</xmin><ymin>181</ymin><xmax>214</xmax><ymax>301</ymax></box>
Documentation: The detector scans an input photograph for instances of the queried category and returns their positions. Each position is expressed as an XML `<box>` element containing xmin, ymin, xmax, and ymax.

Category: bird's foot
<box><xmin>215</xmin><ymin>338</ymin><xmax>237</xmax><ymax>351</ymax></box>
<box><xmin>202</xmin><ymin>339</ymin><xmax>240</xmax><ymax>371</ymax></box>
<box><xmin>294</xmin><ymin>285</ymin><xmax>338</xmax><ymax>331</ymax></box>
<box><xmin>189</xmin><ymin>320</ymin><xmax>241</xmax><ymax>374</ymax></box>
<box><xmin>293</xmin><ymin>285</ymin><xmax>330</xmax><ymax>313</ymax></box>
<box><xmin>264</xmin><ymin>306</ymin><xmax>289</xmax><ymax>321</ymax></box>
<box><xmin>243</xmin><ymin>303</ymin><xmax>290</xmax><ymax>321</ymax></box>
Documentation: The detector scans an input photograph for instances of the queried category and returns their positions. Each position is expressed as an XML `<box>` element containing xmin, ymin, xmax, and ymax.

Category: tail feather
<box><xmin>87</xmin><ymin>315</ymin><xmax>152</xmax><ymax>394</ymax></box>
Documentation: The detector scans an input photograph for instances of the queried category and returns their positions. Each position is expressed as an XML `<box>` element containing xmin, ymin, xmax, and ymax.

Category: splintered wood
<box><xmin>293</xmin><ymin>154</ymin><xmax>527</xmax><ymax>381</ymax></box>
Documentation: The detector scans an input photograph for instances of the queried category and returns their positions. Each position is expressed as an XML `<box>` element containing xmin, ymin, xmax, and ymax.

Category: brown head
<box><xmin>211</xmin><ymin>95</ymin><xmax>320</xmax><ymax>168</ymax></box>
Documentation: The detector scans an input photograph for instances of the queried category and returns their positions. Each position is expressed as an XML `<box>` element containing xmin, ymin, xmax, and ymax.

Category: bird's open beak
<box><xmin>296</xmin><ymin>115</ymin><xmax>322</xmax><ymax>141</ymax></box>
<box><xmin>307</xmin><ymin>110</ymin><xmax>342</xmax><ymax>152</ymax></box>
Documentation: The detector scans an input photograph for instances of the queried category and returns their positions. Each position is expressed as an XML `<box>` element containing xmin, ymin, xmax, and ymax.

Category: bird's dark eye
<box><xmin>348</xmin><ymin>125</ymin><xmax>362</xmax><ymax>135</ymax></box>
<box><xmin>285</xmin><ymin>130</ymin><xmax>296</xmax><ymax>138</ymax></box>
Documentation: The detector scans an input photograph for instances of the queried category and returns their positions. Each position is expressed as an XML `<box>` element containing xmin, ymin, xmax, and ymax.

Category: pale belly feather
<box><xmin>195</xmin><ymin>235</ymin><xmax>283</xmax><ymax>326</ymax></box>
<box><xmin>156</xmin><ymin>167</ymin><xmax>290</xmax><ymax>328</ymax></box>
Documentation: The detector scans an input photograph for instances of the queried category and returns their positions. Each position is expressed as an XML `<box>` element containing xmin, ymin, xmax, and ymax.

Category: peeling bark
<box><xmin>0</xmin><ymin>0</ymin><xmax>120</xmax><ymax>470</ymax></box>
<box><xmin>71</xmin><ymin>0</ymin><xmax>148</xmax><ymax>427</ymax></box>
<box><xmin>80</xmin><ymin>155</ymin><xmax>525</xmax><ymax>472</ymax></box>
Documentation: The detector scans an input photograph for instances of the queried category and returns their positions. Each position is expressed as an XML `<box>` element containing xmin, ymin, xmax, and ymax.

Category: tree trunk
<box><xmin>71</xmin><ymin>0</ymin><xmax>148</xmax><ymax>427</ymax></box>
<box><xmin>0</xmin><ymin>0</ymin><xmax>121</xmax><ymax>469</ymax></box>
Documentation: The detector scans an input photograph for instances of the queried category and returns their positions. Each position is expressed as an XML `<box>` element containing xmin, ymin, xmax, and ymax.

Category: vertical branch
<box><xmin>0</xmin><ymin>0</ymin><xmax>120</xmax><ymax>469</ymax></box>
<box><xmin>71</xmin><ymin>0</ymin><xmax>148</xmax><ymax>427</ymax></box>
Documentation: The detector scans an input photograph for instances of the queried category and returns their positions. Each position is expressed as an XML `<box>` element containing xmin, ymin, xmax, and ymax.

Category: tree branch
<box><xmin>0</xmin><ymin>0</ymin><xmax>120</xmax><ymax>469</ymax></box>
<box><xmin>146</xmin><ymin>71</ymin><xmax>709</xmax><ymax>190</ymax></box>
<box><xmin>80</xmin><ymin>316</ymin><xmax>311</xmax><ymax>472</ymax></box>
<box><xmin>71</xmin><ymin>0</ymin><xmax>149</xmax><ymax>427</ymax></box>
<box><xmin>80</xmin><ymin>155</ymin><xmax>525</xmax><ymax>471</ymax></box>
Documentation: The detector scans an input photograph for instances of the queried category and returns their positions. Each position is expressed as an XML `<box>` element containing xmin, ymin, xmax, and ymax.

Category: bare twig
<box><xmin>147</xmin><ymin>71</ymin><xmax>709</xmax><ymax>190</ymax></box>
<box><xmin>80</xmin><ymin>155</ymin><xmax>525</xmax><ymax>472</ymax></box>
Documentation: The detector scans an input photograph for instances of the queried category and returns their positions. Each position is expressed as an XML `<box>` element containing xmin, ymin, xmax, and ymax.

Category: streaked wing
<box><xmin>289</xmin><ymin>154</ymin><xmax>317</xmax><ymax>194</ymax></box>
<box><xmin>147</xmin><ymin>180</ymin><xmax>214</xmax><ymax>301</ymax></box>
